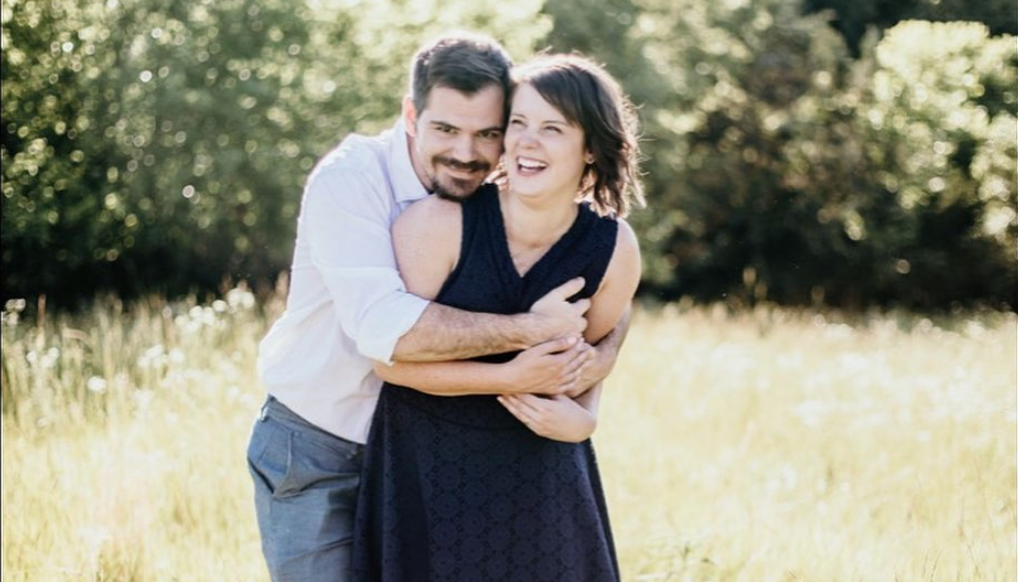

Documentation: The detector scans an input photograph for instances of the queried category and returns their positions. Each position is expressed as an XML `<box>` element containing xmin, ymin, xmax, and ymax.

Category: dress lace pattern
<box><xmin>351</xmin><ymin>185</ymin><xmax>621</xmax><ymax>581</ymax></box>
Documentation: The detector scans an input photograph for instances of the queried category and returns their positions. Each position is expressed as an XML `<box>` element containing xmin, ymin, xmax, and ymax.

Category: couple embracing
<box><xmin>247</xmin><ymin>31</ymin><xmax>645</xmax><ymax>582</ymax></box>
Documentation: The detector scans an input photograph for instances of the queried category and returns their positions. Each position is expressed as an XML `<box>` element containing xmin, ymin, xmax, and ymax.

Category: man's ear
<box><xmin>402</xmin><ymin>97</ymin><xmax>418</xmax><ymax>137</ymax></box>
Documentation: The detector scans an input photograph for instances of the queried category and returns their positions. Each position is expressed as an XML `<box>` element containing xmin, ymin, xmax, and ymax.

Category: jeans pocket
<box><xmin>250</xmin><ymin>418</ymin><xmax>363</xmax><ymax>500</ymax></box>
<box><xmin>247</xmin><ymin>419</ymin><xmax>292</xmax><ymax>498</ymax></box>
<box><xmin>274</xmin><ymin>431</ymin><xmax>362</xmax><ymax>499</ymax></box>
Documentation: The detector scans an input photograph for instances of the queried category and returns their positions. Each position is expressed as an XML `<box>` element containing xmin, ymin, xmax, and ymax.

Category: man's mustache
<box><xmin>435</xmin><ymin>156</ymin><xmax>490</xmax><ymax>173</ymax></box>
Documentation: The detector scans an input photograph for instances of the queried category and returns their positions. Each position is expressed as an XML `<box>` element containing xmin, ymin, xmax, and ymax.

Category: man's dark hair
<box><xmin>410</xmin><ymin>32</ymin><xmax>514</xmax><ymax>118</ymax></box>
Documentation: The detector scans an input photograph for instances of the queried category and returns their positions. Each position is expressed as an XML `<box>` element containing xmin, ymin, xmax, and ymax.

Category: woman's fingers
<box><xmin>497</xmin><ymin>395</ymin><xmax>525</xmax><ymax>422</ymax></box>
<box><xmin>499</xmin><ymin>394</ymin><xmax>546</xmax><ymax>425</ymax></box>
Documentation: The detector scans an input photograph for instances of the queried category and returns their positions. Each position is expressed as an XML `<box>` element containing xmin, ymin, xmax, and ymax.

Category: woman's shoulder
<box><xmin>392</xmin><ymin>194</ymin><xmax>464</xmax><ymax>259</ymax></box>
<box><xmin>396</xmin><ymin>192</ymin><xmax>461</xmax><ymax>228</ymax></box>
<box><xmin>614</xmin><ymin>217</ymin><xmax>638</xmax><ymax>247</ymax></box>
<box><xmin>589</xmin><ymin>212</ymin><xmax>640</xmax><ymax>279</ymax></box>
<box><xmin>608</xmin><ymin>217</ymin><xmax>640</xmax><ymax>265</ymax></box>
<box><xmin>391</xmin><ymin>194</ymin><xmax>464</xmax><ymax>293</ymax></box>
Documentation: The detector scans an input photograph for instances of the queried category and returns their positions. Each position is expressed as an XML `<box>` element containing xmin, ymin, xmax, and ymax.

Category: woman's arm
<box><xmin>374</xmin><ymin>336</ymin><xmax>592</xmax><ymax>396</ymax></box>
<box><xmin>583</xmin><ymin>219</ymin><xmax>642</xmax><ymax>345</ymax></box>
<box><xmin>390</xmin><ymin>195</ymin><xmax>461</xmax><ymax>301</ymax></box>
<box><xmin>382</xmin><ymin>196</ymin><xmax>593</xmax><ymax>396</ymax></box>
<box><xmin>497</xmin><ymin>382</ymin><xmax>604</xmax><ymax>443</ymax></box>
<box><xmin>498</xmin><ymin>219</ymin><xmax>642</xmax><ymax>440</ymax></box>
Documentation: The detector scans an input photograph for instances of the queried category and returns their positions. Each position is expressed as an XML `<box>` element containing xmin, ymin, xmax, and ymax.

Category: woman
<box><xmin>351</xmin><ymin>53</ymin><xmax>644</xmax><ymax>581</ymax></box>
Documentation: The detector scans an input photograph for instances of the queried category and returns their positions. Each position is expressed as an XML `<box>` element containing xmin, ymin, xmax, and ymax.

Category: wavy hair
<box><xmin>508</xmin><ymin>53</ymin><xmax>644</xmax><ymax>217</ymax></box>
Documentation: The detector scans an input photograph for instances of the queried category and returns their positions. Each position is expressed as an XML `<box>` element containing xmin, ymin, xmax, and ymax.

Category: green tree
<box><xmin>802</xmin><ymin>0</ymin><xmax>1017</xmax><ymax>55</ymax></box>
<box><xmin>3</xmin><ymin>0</ymin><xmax>322</xmax><ymax>301</ymax></box>
<box><xmin>1</xmin><ymin>0</ymin><xmax>549</xmax><ymax>305</ymax></box>
<box><xmin>620</xmin><ymin>0</ymin><xmax>1016</xmax><ymax>308</ymax></box>
<box><xmin>842</xmin><ymin>21</ymin><xmax>1017</xmax><ymax>306</ymax></box>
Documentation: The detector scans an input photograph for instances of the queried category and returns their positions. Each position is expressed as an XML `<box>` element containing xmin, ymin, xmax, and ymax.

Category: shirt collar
<box><xmin>389</xmin><ymin>117</ymin><xmax>429</xmax><ymax>203</ymax></box>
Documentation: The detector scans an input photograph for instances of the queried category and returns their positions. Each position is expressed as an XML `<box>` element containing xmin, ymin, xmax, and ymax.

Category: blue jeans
<box><xmin>247</xmin><ymin>396</ymin><xmax>365</xmax><ymax>582</ymax></box>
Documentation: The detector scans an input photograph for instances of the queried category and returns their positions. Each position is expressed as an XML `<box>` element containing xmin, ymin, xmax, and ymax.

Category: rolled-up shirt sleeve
<box><xmin>303</xmin><ymin>164</ymin><xmax>429</xmax><ymax>364</ymax></box>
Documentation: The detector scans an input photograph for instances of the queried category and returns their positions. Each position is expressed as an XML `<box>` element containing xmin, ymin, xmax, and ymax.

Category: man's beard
<box><xmin>430</xmin><ymin>156</ymin><xmax>490</xmax><ymax>201</ymax></box>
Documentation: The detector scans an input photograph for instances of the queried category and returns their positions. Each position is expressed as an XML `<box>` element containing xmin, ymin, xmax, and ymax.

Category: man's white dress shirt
<box><xmin>257</xmin><ymin>119</ymin><xmax>430</xmax><ymax>443</ymax></box>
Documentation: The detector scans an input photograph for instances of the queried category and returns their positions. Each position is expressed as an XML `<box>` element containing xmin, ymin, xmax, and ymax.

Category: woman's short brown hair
<box><xmin>510</xmin><ymin>53</ymin><xmax>644</xmax><ymax>218</ymax></box>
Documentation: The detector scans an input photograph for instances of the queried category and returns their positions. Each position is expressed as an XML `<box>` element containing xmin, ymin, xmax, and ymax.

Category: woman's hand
<box><xmin>504</xmin><ymin>336</ymin><xmax>593</xmax><ymax>396</ymax></box>
<box><xmin>497</xmin><ymin>393</ymin><xmax>597</xmax><ymax>443</ymax></box>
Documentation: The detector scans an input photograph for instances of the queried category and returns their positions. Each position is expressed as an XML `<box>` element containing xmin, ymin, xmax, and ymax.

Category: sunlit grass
<box><xmin>601</xmin><ymin>304</ymin><xmax>1017</xmax><ymax>581</ymax></box>
<box><xmin>2</xmin><ymin>292</ymin><xmax>1015</xmax><ymax>581</ymax></box>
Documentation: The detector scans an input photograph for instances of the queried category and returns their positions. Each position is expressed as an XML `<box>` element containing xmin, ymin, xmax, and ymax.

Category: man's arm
<box><xmin>374</xmin><ymin>336</ymin><xmax>593</xmax><ymax>396</ymax></box>
<box><xmin>306</xmin><ymin>166</ymin><xmax>585</xmax><ymax>365</ymax></box>
<box><xmin>391</xmin><ymin>279</ymin><xmax>590</xmax><ymax>362</ymax></box>
<box><xmin>566</xmin><ymin>305</ymin><xmax>633</xmax><ymax>397</ymax></box>
<box><xmin>385</xmin><ymin>196</ymin><xmax>589</xmax><ymax>362</ymax></box>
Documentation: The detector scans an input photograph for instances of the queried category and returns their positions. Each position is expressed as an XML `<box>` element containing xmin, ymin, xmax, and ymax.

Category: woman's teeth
<box><xmin>517</xmin><ymin>157</ymin><xmax>547</xmax><ymax>172</ymax></box>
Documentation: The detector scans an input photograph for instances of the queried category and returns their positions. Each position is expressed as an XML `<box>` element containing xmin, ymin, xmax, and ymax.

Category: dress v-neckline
<box><xmin>490</xmin><ymin>193</ymin><xmax>585</xmax><ymax>282</ymax></box>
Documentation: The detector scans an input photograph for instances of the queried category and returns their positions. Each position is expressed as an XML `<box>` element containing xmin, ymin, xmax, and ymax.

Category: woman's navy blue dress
<box><xmin>351</xmin><ymin>184</ymin><xmax>621</xmax><ymax>582</ymax></box>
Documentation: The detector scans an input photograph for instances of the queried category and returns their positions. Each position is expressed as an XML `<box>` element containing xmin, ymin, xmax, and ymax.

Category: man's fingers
<box><xmin>562</xmin><ymin>349</ymin><xmax>587</xmax><ymax>376</ymax></box>
<box><xmin>540</xmin><ymin>335</ymin><xmax>579</xmax><ymax>355</ymax></box>
<box><xmin>572</xmin><ymin>298</ymin><xmax>591</xmax><ymax>316</ymax></box>
<box><xmin>522</xmin><ymin>335</ymin><xmax>580</xmax><ymax>358</ymax></box>
<box><xmin>550</xmin><ymin>277</ymin><xmax>585</xmax><ymax>300</ymax></box>
<box><xmin>563</xmin><ymin>342</ymin><xmax>594</xmax><ymax>372</ymax></box>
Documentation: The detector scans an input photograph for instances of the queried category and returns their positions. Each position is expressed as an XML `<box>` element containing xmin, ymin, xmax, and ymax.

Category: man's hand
<box><xmin>497</xmin><ymin>394</ymin><xmax>596</xmax><ymax>443</ymax></box>
<box><xmin>562</xmin><ymin>306</ymin><xmax>632</xmax><ymax>398</ymax></box>
<box><xmin>527</xmin><ymin>277</ymin><xmax>590</xmax><ymax>344</ymax></box>
<box><xmin>562</xmin><ymin>341</ymin><xmax>606</xmax><ymax>398</ymax></box>
<box><xmin>504</xmin><ymin>336</ymin><xmax>594</xmax><ymax>396</ymax></box>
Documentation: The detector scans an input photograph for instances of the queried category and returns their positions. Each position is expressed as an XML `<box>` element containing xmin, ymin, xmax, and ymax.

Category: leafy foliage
<box><xmin>2</xmin><ymin>0</ymin><xmax>1015</xmax><ymax>309</ymax></box>
<box><xmin>597</xmin><ymin>0</ymin><xmax>1016</xmax><ymax>309</ymax></box>
<box><xmin>802</xmin><ymin>0</ymin><xmax>1018</xmax><ymax>55</ymax></box>
<box><xmin>1</xmin><ymin>0</ymin><xmax>548</xmax><ymax>304</ymax></box>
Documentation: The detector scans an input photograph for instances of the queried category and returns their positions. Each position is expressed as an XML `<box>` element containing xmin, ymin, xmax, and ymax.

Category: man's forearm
<box><xmin>391</xmin><ymin>303</ymin><xmax>539</xmax><ymax>362</ymax></box>
<box><xmin>390</xmin><ymin>277</ymin><xmax>590</xmax><ymax>362</ymax></box>
<box><xmin>379</xmin><ymin>334</ymin><xmax>590</xmax><ymax>396</ymax></box>
<box><xmin>571</xmin><ymin>306</ymin><xmax>633</xmax><ymax>396</ymax></box>
<box><xmin>574</xmin><ymin>382</ymin><xmax>603</xmax><ymax>416</ymax></box>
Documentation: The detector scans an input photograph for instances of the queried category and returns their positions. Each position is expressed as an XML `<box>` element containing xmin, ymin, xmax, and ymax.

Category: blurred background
<box><xmin>3</xmin><ymin>0</ymin><xmax>1016</xmax><ymax>311</ymax></box>
<box><xmin>2</xmin><ymin>2</ymin><xmax>1017</xmax><ymax>581</ymax></box>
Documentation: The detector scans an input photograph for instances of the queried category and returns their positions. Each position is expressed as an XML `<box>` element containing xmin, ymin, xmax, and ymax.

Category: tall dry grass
<box><xmin>2</xmin><ymin>291</ymin><xmax>1015</xmax><ymax>581</ymax></box>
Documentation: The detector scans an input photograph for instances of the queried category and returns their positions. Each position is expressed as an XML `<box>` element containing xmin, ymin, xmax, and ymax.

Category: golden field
<box><xmin>2</xmin><ymin>289</ymin><xmax>1015</xmax><ymax>581</ymax></box>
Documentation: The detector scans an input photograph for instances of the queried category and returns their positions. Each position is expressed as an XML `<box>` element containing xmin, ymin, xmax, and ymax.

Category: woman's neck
<box><xmin>500</xmin><ymin>188</ymin><xmax>578</xmax><ymax>250</ymax></box>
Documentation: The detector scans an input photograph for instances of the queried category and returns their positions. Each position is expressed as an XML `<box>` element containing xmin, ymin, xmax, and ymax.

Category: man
<box><xmin>247</xmin><ymin>32</ymin><xmax>629</xmax><ymax>581</ymax></box>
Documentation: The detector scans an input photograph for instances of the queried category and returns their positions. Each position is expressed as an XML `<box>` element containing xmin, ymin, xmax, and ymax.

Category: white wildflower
<box><xmin>86</xmin><ymin>376</ymin><xmax>108</xmax><ymax>393</ymax></box>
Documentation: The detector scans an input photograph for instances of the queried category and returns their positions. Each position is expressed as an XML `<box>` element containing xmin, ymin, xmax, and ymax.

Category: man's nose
<box><xmin>451</xmin><ymin>134</ymin><xmax>477</xmax><ymax>161</ymax></box>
